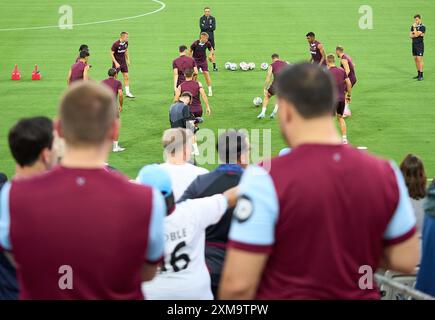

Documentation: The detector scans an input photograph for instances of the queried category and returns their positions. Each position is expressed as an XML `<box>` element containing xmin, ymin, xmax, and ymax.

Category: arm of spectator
<box><xmin>219</xmin><ymin>165</ymin><xmax>279</xmax><ymax>300</ymax></box>
<box><xmin>143</xmin><ymin>188</ymin><xmax>166</xmax><ymax>281</ymax></box>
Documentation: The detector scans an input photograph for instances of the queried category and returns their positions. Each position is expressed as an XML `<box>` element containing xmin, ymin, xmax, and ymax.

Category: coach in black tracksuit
<box><xmin>199</xmin><ymin>7</ymin><xmax>218</xmax><ymax>71</ymax></box>
<box><xmin>179</xmin><ymin>130</ymin><xmax>249</xmax><ymax>298</ymax></box>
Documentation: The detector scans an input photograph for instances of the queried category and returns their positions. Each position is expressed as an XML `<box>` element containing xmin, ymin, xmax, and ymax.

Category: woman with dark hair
<box><xmin>400</xmin><ymin>154</ymin><xmax>427</xmax><ymax>231</ymax></box>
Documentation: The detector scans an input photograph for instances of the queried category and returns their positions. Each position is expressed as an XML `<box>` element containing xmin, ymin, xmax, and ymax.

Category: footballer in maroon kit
<box><xmin>101</xmin><ymin>68</ymin><xmax>125</xmax><ymax>153</ymax></box>
<box><xmin>257</xmin><ymin>53</ymin><xmax>288</xmax><ymax>120</ymax></box>
<box><xmin>173</xmin><ymin>45</ymin><xmax>198</xmax><ymax>92</ymax></box>
<box><xmin>174</xmin><ymin>68</ymin><xmax>211</xmax><ymax>118</ymax></box>
<box><xmin>306</xmin><ymin>32</ymin><xmax>326</xmax><ymax>66</ymax></box>
<box><xmin>336</xmin><ymin>46</ymin><xmax>357</xmax><ymax>118</ymax></box>
<box><xmin>190</xmin><ymin>32</ymin><xmax>214</xmax><ymax>97</ymax></box>
<box><xmin>327</xmin><ymin>55</ymin><xmax>352</xmax><ymax>144</ymax></box>
<box><xmin>67</xmin><ymin>50</ymin><xmax>90</xmax><ymax>86</ymax></box>
<box><xmin>111</xmin><ymin>31</ymin><xmax>134</xmax><ymax>98</ymax></box>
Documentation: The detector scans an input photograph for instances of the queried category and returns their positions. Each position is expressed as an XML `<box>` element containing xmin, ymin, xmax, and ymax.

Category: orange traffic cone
<box><xmin>11</xmin><ymin>64</ymin><xmax>21</xmax><ymax>80</ymax></box>
<box><xmin>32</xmin><ymin>64</ymin><xmax>41</xmax><ymax>80</ymax></box>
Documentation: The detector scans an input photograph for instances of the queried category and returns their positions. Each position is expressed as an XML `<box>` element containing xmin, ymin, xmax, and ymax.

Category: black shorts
<box><xmin>336</xmin><ymin>101</ymin><xmax>346</xmax><ymax>116</ymax></box>
<box><xmin>209</xmin><ymin>37</ymin><xmax>215</xmax><ymax>49</ymax></box>
<box><xmin>412</xmin><ymin>43</ymin><xmax>424</xmax><ymax>56</ymax></box>
<box><xmin>205</xmin><ymin>245</ymin><xmax>226</xmax><ymax>299</ymax></box>
<box><xmin>267</xmin><ymin>82</ymin><xmax>276</xmax><ymax>96</ymax></box>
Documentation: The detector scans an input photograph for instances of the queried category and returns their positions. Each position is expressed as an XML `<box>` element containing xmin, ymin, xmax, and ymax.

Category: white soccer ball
<box><xmin>225</xmin><ymin>62</ymin><xmax>232</xmax><ymax>70</ymax></box>
<box><xmin>230</xmin><ymin>63</ymin><xmax>237</xmax><ymax>71</ymax></box>
<box><xmin>240</xmin><ymin>62</ymin><xmax>249</xmax><ymax>71</ymax></box>
<box><xmin>261</xmin><ymin>62</ymin><xmax>269</xmax><ymax>70</ymax></box>
<box><xmin>248</xmin><ymin>62</ymin><xmax>256</xmax><ymax>70</ymax></box>
<box><xmin>253</xmin><ymin>97</ymin><xmax>263</xmax><ymax>107</ymax></box>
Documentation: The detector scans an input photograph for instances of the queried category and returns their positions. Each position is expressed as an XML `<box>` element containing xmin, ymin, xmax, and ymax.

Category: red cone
<box><xmin>11</xmin><ymin>64</ymin><xmax>21</xmax><ymax>80</ymax></box>
<box><xmin>32</xmin><ymin>64</ymin><xmax>41</xmax><ymax>80</ymax></box>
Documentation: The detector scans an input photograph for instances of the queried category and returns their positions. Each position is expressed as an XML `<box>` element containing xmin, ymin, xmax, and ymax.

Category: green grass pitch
<box><xmin>0</xmin><ymin>0</ymin><xmax>434</xmax><ymax>178</ymax></box>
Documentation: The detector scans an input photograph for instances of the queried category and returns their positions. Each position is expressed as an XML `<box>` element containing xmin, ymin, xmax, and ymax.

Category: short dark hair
<box><xmin>204</xmin><ymin>7</ymin><xmax>210</xmax><ymax>10</ymax></box>
<box><xmin>217</xmin><ymin>130</ymin><xmax>249</xmax><ymax>164</ymax></box>
<box><xmin>108</xmin><ymin>68</ymin><xmax>117</xmax><ymax>77</ymax></box>
<box><xmin>8</xmin><ymin>117</ymin><xmax>54</xmax><ymax>167</ymax></box>
<box><xmin>120</xmin><ymin>31</ymin><xmax>128</xmax><ymax>36</ymax></box>
<box><xmin>276</xmin><ymin>63</ymin><xmax>336</xmax><ymax>118</ymax></box>
<box><xmin>179</xmin><ymin>45</ymin><xmax>188</xmax><ymax>52</ymax></box>
<box><xmin>79</xmin><ymin>44</ymin><xmax>89</xmax><ymax>52</ymax></box>
<box><xmin>414</xmin><ymin>14</ymin><xmax>421</xmax><ymax>19</ymax></box>
<box><xmin>79</xmin><ymin>50</ymin><xmax>89</xmax><ymax>59</ymax></box>
<box><xmin>306</xmin><ymin>32</ymin><xmax>315</xmax><ymax>37</ymax></box>
<box><xmin>271</xmin><ymin>53</ymin><xmax>280</xmax><ymax>59</ymax></box>
<box><xmin>336</xmin><ymin>45</ymin><xmax>344</xmax><ymax>52</ymax></box>
<box><xmin>400</xmin><ymin>154</ymin><xmax>427</xmax><ymax>200</ymax></box>
<box><xmin>180</xmin><ymin>91</ymin><xmax>192</xmax><ymax>102</ymax></box>
<box><xmin>184</xmin><ymin>68</ymin><xmax>195</xmax><ymax>78</ymax></box>
<box><xmin>59</xmin><ymin>81</ymin><xmax>117</xmax><ymax>146</ymax></box>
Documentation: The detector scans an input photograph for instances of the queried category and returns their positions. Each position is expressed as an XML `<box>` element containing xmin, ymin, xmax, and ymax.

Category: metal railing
<box><xmin>375</xmin><ymin>273</ymin><xmax>435</xmax><ymax>300</ymax></box>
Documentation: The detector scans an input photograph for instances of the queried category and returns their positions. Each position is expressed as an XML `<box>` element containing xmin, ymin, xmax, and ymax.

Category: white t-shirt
<box><xmin>142</xmin><ymin>194</ymin><xmax>228</xmax><ymax>300</ymax></box>
<box><xmin>159</xmin><ymin>163</ymin><xmax>208</xmax><ymax>201</ymax></box>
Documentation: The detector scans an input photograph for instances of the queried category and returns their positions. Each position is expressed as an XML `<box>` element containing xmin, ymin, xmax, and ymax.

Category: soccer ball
<box><xmin>248</xmin><ymin>62</ymin><xmax>256</xmax><ymax>70</ymax></box>
<box><xmin>261</xmin><ymin>63</ymin><xmax>269</xmax><ymax>70</ymax></box>
<box><xmin>240</xmin><ymin>62</ymin><xmax>249</xmax><ymax>71</ymax></box>
<box><xmin>225</xmin><ymin>62</ymin><xmax>232</xmax><ymax>70</ymax></box>
<box><xmin>253</xmin><ymin>97</ymin><xmax>263</xmax><ymax>107</ymax></box>
<box><xmin>230</xmin><ymin>63</ymin><xmax>237</xmax><ymax>71</ymax></box>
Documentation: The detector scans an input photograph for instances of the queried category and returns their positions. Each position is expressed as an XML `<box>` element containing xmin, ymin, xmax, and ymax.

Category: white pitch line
<box><xmin>0</xmin><ymin>0</ymin><xmax>166</xmax><ymax>32</ymax></box>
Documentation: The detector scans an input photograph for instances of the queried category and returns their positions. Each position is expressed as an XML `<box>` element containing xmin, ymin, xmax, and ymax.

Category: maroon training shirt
<box><xmin>310</xmin><ymin>40</ymin><xmax>326</xmax><ymax>65</ymax></box>
<box><xmin>4</xmin><ymin>166</ymin><xmax>163</xmax><ymax>299</ymax></box>
<box><xmin>101</xmin><ymin>77</ymin><xmax>123</xmax><ymax>98</ymax></box>
<box><xmin>340</xmin><ymin>54</ymin><xmax>357</xmax><ymax>86</ymax></box>
<box><xmin>173</xmin><ymin>56</ymin><xmax>197</xmax><ymax>86</ymax></box>
<box><xmin>180</xmin><ymin>80</ymin><xmax>202</xmax><ymax>114</ymax></box>
<box><xmin>70</xmin><ymin>61</ymin><xmax>87</xmax><ymax>84</ymax></box>
<box><xmin>329</xmin><ymin>66</ymin><xmax>348</xmax><ymax>102</ymax></box>
<box><xmin>111</xmin><ymin>40</ymin><xmax>128</xmax><ymax>63</ymax></box>
<box><xmin>190</xmin><ymin>40</ymin><xmax>212</xmax><ymax>63</ymax></box>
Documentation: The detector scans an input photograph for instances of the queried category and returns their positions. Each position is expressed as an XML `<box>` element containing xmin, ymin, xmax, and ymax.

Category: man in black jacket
<box><xmin>179</xmin><ymin>129</ymin><xmax>249</xmax><ymax>298</ymax></box>
<box><xmin>199</xmin><ymin>7</ymin><xmax>218</xmax><ymax>71</ymax></box>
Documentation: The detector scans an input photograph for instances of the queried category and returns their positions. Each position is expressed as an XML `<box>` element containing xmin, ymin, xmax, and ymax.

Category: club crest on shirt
<box><xmin>234</xmin><ymin>195</ymin><xmax>254</xmax><ymax>223</ymax></box>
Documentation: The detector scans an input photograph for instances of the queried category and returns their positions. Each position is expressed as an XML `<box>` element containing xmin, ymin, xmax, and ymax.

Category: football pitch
<box><xmin>0</xmin><ymin>0</ymin><xmax>434</xmax><ymax>178</ymax></box>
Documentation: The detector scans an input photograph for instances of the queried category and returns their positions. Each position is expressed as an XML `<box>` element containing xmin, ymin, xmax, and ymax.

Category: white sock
<box><xmin>125</xmin><ymin>86</ymin><xmax>130</xmax><ymax>94</ymax></box>
<box><xmin>113</xmin><ymin>141</ymin><xmax>119</xmax><ymax>149</ymax></box>
<box><xmin>272</xmin><ymin>104</ymin><xmax>279</xmax><ymax>115</ymax></box>
<box><xmin>260</xmin><ymin>107</ymin><xmax>266</xmax><ymax>115</ymax></box>
<box><xmin>342</xmin><ymin>135</ymin><xmax>347</xmax><ymax>140</ymax></box>
<box><xmin>192</xmin><ymin>143</ymin><xmax>199</xmax><ymax>154</ymax></box>
<box><xmin>208</xmin><ymin>86</ymin><xmax>212</xmax><ymax>92</ymax></box>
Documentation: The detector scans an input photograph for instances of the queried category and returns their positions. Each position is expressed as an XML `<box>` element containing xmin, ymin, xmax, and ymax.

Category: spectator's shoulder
<box><xmin>424</xmin><ymin>181</ymin><xmax>435</xmax><ymax>217</ymax></box>
<box><xmin>196</xmin><ymin>166</ymin><xmax>209</xmax><ymax>175</ymax></box>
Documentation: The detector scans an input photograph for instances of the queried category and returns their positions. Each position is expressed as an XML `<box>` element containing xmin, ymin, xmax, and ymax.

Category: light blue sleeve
<box><xmin>229</xmin><ymin>165</ymin><xmax>279</xmax><ymax>247</ymax></box>
<box><xmin>383</xmin><ymin>163</ymin><xmax>417</xmax><ymax>241</ymax></box>
<box><xmin>0</xmin><ymin>182</ymin><xmax>12</xmax><ymax>250</ymax></box>
<box><xmin>146</xmin><ymin>188</ymin><xmax>166</xmax><ymax>263</ymax></box>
